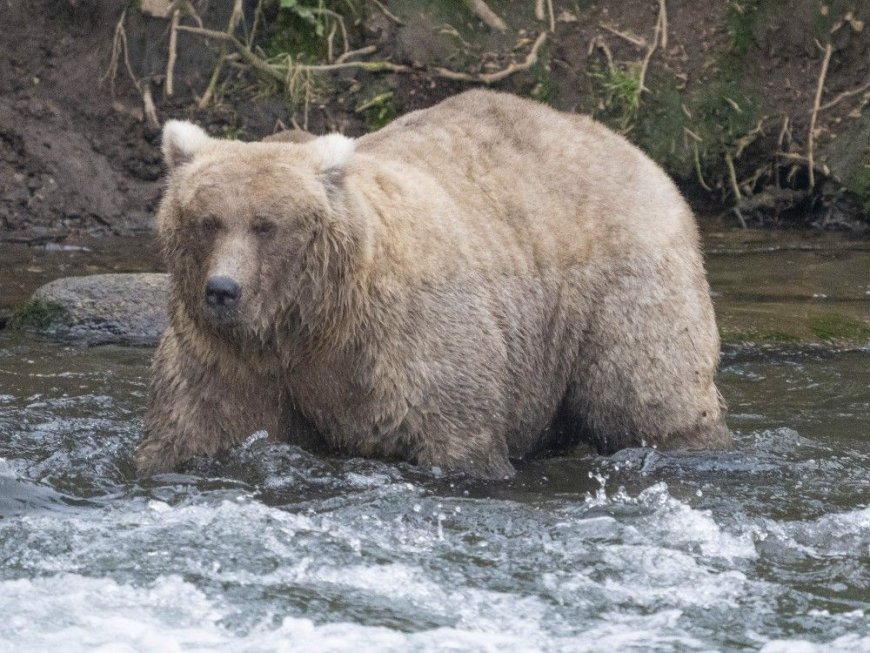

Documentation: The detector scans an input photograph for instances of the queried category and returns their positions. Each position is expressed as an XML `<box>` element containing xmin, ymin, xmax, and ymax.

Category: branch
<box><xmin>466</xmin><ymin>0</ymin><xmax>507</xmax><ymax>32</ymax></box>
<box><xmin>807</xmin><ymin>42</ymin><xmax>832</xmax><ymax>189</ymax></box>
<box><xmin>336</xmin><ymin>45</ymin><xmax>378</xmax><ymax>64</ymax></box>
<box><xmin>368</xmin><ymin>0</ymin><xmax>403</xmax><ymax>26</ymax></box>
<box><xmin>434</xmin><ymin>32</ymin><xmax>547</xmax><ymax>84</ymax></box>
<box><xmin>600</xmin><ymin>23</ymin><xmax>647</xmax><ymax>48</ymax></box>
<box><xmin>636</xmin><ymin>0</ymin><xmax>666</xmax><ymax>103</ymax></box>
<box><xmin>197</xmin><ymin>0</ymin><xmax>244</xmax><ymax>108</ymax></box>
<box><xmin>142</xmin><ymin>81</ymin><xmax>160</xmax><ymax>131</ymax></box>
<box><xmin>165</xmin><ymin>9</ymin><xmax>180</xmax><ymax>97</ymax></box>
<box><xmin>301</xmin><ymin>60</ymin><xmax>412</xmax><ymax>73</ymax></box>
<box><xmin>659</xmin><ymin>0</ymin><xmax>668</xmax><ymax>50</ymax></box>
<box><xmin>177</xmin><ymin>25</ymin><xmax>411</xmax><ymax>82</ymax></box>
<box><xmin>176</xmin><ymin>25</ymin><xmax>284</xmax><ymax>82</ymax></box>
<box><xmin>818</xmin><ymin>78</ymin><xmax>870</xmax><ymax>112</ymax></box>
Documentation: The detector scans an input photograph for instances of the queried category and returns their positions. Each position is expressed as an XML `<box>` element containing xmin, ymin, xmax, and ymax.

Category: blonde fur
<box><xmin>137</xmin><ymin>90</ymin><xmax>730</xmax><ymax>478</ymax></box>
<box><xmin>162</xmin><ymin>120</ymin><xmax>211</xmax><ymax>169</ymax></box>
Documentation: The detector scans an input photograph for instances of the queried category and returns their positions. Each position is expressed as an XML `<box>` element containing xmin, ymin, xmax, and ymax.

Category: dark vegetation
<box><xmin>1</xmin><ymin>0</ymin><xmax>868</xmax><ymax>243</ymax></box>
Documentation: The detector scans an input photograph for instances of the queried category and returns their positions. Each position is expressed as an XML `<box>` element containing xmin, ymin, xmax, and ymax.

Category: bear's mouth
<box><xmin>204</xmin><ymin>303</ymin><xmax>240</xmax><ymax>327</ymax></box>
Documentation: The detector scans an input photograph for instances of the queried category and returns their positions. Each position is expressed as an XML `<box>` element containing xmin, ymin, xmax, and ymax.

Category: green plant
<box><xmin>221</xmin><ymin>125</ymin><xmax>245</xmax><ymax>140</ymax></box>
<box><xmin>529</xmin><ymin>64</ymin><xmax>556</xmax><ymax>106</ymax></box>
<box><xmin>266</xmin><ymin>0</ymin><xmax>361</xmax><ymax>61</ymax></box>
<box><xmin>725</xmin><ymin>0</ymin><xmax>762</xmax><ymax>55</ymax></box>
<box><xmin>591</xmin><ymin>62</ymin><xmax>642</xmax><ymax>132</ymax></box>
<box><xmin>356</xmin><ymin>91</ymin><xmax>396</xmax><ymax>130</ymax></box>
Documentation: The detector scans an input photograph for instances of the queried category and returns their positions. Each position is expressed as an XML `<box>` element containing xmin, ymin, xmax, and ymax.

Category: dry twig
<box><xmin>777</xmin><ymin>115</ymin><xmax>792</xmax><ymax>150</ymax></box>
<box><xmin>600</xmin><ymin>23</ymin><xmax>647</xmax><ymax>47</ymax></box>
<box><xmin>368</xmin><ymin>0</ymin><xmax>403</xmax><ymax>26</ymax></box>
<box><xmin>177</xmin><ymin>25</ymin><xmax>411</xmax><ymax>82</ymax></box>
<box><xmin>166</xmin><ymin>9</ymin><xmax>180</xmax><ymax>97</ymax></box>
<box><xmin>434</xmin><ymin>32</ymin><xmax>548</xmax><ymax>84</ymax></box>
<box><xmin>197</xmin><ymin>0</ymin><xmax>244</xmax><ymax>109</ymax></box>
<box><xmin>336</xmin><ymin>45</ymin><xmax>378</xmax><ymax>64</ymax></box>
<box><xmin>103</xmin><ymin>9</ymin><xmax>140</xmax><ymax>94</ymax></box>
<box><xmin>177</xmin><ymin>25</ymin><xmax>284</xmax><ymax>83</ymax></box>
<box><xmin>659</xmin><ymin>0</ymin><xmax>668</xmax><ymax>50</ymax></box>
<box><xmin>636</xmin><ymin>0</ymin><xmax>667</xmax><ymax>104</ymax></box>
<box><xmin>142</xmin><ymin>81</ymin><xmax>160</xmax><ymax>130</ymax></box>
<box><xmin>588</xmin><ymin>35</ymin><xmax>614</xmax><ymax>71</ymax></box>
<box><xmin>692</xmin><ymin>142</ymin><xmax>712</xmax><ymax>192</ymax></box>
<box><xmin>734</xmin><ymin>116</ymin><xmax>769</xmax><ymax>158</ymax></box>
<box><xmin>309</xmin><ymin>8</ymin><xmax>349</xmax><ymax>55</ymax></box>
<box><xmin>818</xmin><ymin>78</ymin><xmax>870</xmax><ymax>112</ymax></box>
<box><xmin>725</xmin><ymin>152</ymin><xmax>742</xmax><ymax>202</ymax></box>
<box><xmin>807</xmin><ymin>42</ymin><xmax>832</xmax><ymax>189</ymax></box>
<box><xmin>467</xmin><ymin>0</ymin><xmax>507</xmax><ymax>32</ymax></box>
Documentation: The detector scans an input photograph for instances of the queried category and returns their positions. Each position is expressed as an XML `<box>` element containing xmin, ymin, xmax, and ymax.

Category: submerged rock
<box><xmin>10</xmin><ymin>273</ymin><xmax>169</xmax><ymax>345</ymax></box>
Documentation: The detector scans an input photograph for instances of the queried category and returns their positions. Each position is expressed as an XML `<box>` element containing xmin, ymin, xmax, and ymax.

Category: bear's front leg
<box><xmin>136</xmin><ymin>325</ymin><xmax>283</xmax><ymax>475</ymax></box>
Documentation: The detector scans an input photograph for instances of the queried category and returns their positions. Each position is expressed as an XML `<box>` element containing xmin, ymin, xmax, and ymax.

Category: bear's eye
<box><xmin>200</xmin><ymin>216</ymin><xmax>222</xmax><ymax>233</ymax></box>
<box><xmin>251</xmin><ymin>218</ymin><xmax>277</xmax><ymax>237</ymax></box>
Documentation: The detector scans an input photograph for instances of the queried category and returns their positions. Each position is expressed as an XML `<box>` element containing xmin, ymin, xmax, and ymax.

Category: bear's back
<box><xmin>351</xmin><ymin>90</ymin><xmax>696</xmax><ymax>279</ymax></box>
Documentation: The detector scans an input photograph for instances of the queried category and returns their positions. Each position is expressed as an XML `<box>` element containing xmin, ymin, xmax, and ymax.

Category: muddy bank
<box><xmin>0</xmin><ymin>0</ymin><xmax>868</xmax><ymax>243</ymax></box>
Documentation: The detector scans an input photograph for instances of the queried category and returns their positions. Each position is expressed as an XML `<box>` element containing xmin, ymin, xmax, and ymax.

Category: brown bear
<box><xmin>136</xmin><ymin>89</ymin><xmax>729</xmax><ymax>479</ymax></box>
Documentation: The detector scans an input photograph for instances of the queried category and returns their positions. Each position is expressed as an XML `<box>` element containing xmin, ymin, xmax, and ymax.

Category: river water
<box><xmin>0</xmin><ymin>233</ymin><xmax>868</xmax><ymax>652</ymax></box>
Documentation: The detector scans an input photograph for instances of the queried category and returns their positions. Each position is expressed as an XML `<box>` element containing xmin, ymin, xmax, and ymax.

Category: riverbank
<box><xmin>1</xmin><ymin>0</ymin><xmax>868</xmax><ymax>244</ymax></box>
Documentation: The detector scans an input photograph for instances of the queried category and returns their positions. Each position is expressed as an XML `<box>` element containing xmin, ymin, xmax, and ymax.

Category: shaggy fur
<box><xmin>137</xmin><ymin>89</ymin><xmax>730</xmax><ymax>479</ymax></box>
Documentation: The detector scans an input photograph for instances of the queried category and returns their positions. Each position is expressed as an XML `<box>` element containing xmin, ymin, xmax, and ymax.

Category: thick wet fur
<box><xmin>136</xmin><ymin>89</ymin><xmax>730</xmax><ymax>479</ymax></box>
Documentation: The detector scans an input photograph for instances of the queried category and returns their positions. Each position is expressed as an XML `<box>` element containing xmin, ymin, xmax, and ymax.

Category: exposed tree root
<box><xmin>434</xmin><ymin>32</ymin><xmax>547</xmax><ymax>84</ymax></box>
<box><xmin>142</xmin><ymin>81</ymin><xmax>160</xmax><ymax>130</ymax></box>
<box><xmin>636</xmin><ymin>0</ymin><xmax>667</xmax><ymax>105</ymax></box>
<box><xmin>368</xmin><ymin>0</ymin><xmax>403</xmax><ymax>26</ymax></box>
<box><xmin>102</xmin><ymin>9</ymin><xmax>139</xmax><ymax>95</ymax></box>
<box><xmin>197</xmin><ymin>0</ymin><xmax>243</xmax><ymax>109</ymax></box>
<box><xmin>466</xmin><ymin>0</ymin><xmax>507</xmax><ymax>33</ymax></box>
<box><xmin>807</xmin><ymin>42</ymin><xmax>832</xmax><ymax>190</ymax></box>
<box><xmin>336</xmin><ymin>45</ymin><xmax>378</xmax><ymax>64</ymax></box>
<box><xmin>166</xmin><ymin>9</ymin><xmax>180</xmax><ymax>97</ymax></box>
<box><xmin>600</xmin><ymin>23</ymin><xmax>647</xmax><ymax>47</ymax></box>
<box><xmin>818</xmin><ymin>78</ymin><xmax>870</xmax><ymax>112</ymax></box>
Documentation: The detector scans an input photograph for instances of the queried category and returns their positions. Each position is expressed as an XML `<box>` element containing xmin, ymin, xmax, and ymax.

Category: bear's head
<box><xmin>157</xmin><ymin>121</ymin><xmax>365</xmax><ymax>348</ymax></box>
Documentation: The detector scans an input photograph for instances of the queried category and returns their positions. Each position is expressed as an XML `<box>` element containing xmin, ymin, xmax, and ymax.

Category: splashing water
<box><xmin>0</xmin><ymin>335</ymin><xmax>868</xmax><ymax>652</ymax></box>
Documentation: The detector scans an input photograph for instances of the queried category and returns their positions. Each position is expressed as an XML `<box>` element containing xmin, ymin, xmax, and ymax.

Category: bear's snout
<box><xmin>205</xmin><ymin>275</ymin><xmax>241</xmax><ymax>312</ymax></box>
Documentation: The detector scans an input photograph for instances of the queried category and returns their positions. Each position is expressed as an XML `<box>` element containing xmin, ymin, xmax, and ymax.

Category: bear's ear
<box><xmin>162</xmin><ymin>120</ymin><xmax>212</xmax><ymax>170</ymax></box>
<box><xmin>310</xmin><ymin>133</ymin><xmax>355</xmax><ymax>173</ymax></box>
<box><xmin>309</xmin><ymin>133</ymin><xmax>355</xmax><ymax>197</ymax></box>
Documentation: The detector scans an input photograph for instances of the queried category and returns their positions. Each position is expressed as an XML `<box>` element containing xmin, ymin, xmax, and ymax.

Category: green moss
<box><xmin>720</xmin><ymin>328</ymin><xmax>801</xmax><ymax>344</ymax></box>
<box><xmin>9</xmin><ymin>299</ymin><xmax>69</xmax><ymax>332</ymax></box>
<box><xmin>808</xmin><ymin>313</ymin><xmax>870</xmax><ymax>342</ymax></box>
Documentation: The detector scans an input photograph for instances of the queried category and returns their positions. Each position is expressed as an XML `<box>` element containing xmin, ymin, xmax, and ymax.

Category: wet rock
<box><xmin>10</xmin><ymin>273</ymin><xmax>169</xmax><ymax>345</ymax></box>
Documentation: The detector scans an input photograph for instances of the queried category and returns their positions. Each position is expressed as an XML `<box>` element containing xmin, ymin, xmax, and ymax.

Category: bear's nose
<box><xmin>205</xmin><ymin>275</ymin><xmax>241</xmax><ymax>308</ymax></box>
